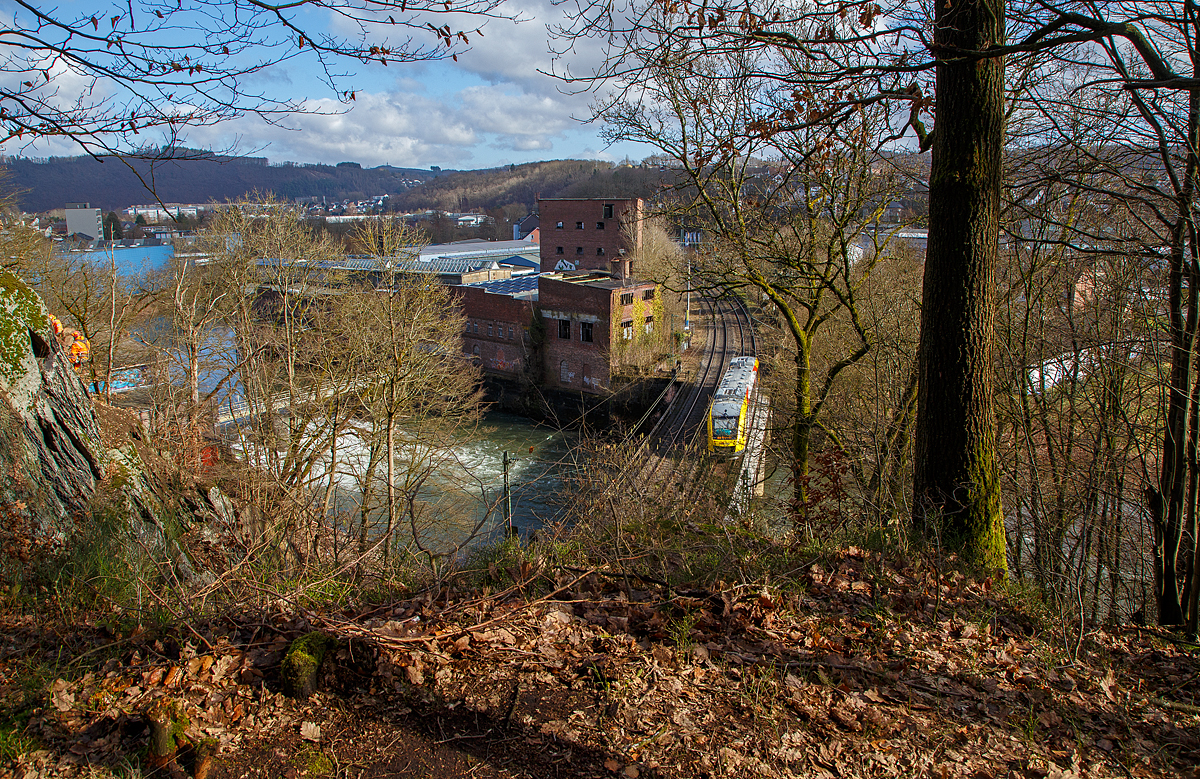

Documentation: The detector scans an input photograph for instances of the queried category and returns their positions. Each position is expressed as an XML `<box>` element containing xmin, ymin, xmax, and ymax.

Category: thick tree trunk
<box><xmin>792</xmin><ymin>347</ymin><xmax>812</xmax><ymax>512</ymax></box>
<box><xmin>1155</xmin><ymin>81</ymin><xmax>1200</xmax><ymax>627</ymax></box>
<box><xmin>912</xmin><ymin>0</ymin><xmax>1008</xmax><ymax>573</ymax></box>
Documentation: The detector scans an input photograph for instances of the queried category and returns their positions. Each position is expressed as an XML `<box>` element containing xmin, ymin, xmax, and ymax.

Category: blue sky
<box><xmin>2</xmin><ymin>0</ymin><xmax>653</xmax><ymax>171</ymax></box>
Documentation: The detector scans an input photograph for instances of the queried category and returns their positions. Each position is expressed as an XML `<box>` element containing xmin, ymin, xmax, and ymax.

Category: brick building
<box><xmin>539</xmin><ymin>198</ymin><xmax>645</xmax><ymax>278</ymax></box>
<box><xmin>537</xmin><ymin>271</ymin><xmax>658</xmax><ymax>392</ymax></box>
<box><xmin>455</xmin><ymin>283</ymin><xmax>537</xmax><ymax>378</ymax></box>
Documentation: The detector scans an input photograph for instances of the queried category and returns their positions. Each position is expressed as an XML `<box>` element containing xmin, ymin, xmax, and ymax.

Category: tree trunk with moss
<box><xmin>282</xmin><ymin>632</ymin><xmax>334</xmax><ymax>699</ymax></box>
<box><xmin>912</xmin><ymin>0</ymin><xmax>1008</xmax><ymax>574</ymax></box>
<box><xmin>146</xmin><ymin>697</ymin><xmax>190</xmax><ymax>770</ymax></box>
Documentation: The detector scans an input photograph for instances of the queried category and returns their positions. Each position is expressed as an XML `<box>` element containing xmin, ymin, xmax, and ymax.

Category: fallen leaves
<box><xmin>299</xmin><ymin>721</ymin><xmax>321</xmax><ymax>742</ymax></box>
<box><xmin>3</xmin><ymin>548</ymin><xmax>1200</xmax><ymax>778</ymax></box>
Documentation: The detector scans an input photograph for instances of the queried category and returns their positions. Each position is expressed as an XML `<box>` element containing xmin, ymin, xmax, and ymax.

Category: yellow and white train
<box><xmin>707</xmin><ymin>356</ymin><xmax>758</xmax><ymax>453</ymax></box>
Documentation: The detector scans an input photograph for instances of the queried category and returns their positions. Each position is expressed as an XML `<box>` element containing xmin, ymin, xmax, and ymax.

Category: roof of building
<box><xmin>497</xmin><ymin>253</ymin><xmax>541</xmax><ymax>273</ymax></box>
<box><xmin>394</xmin><ymin>257</ymin><xmax>502</xmax><ymax>274</ymax></box>
<box><xmin>421</xmin><ymin>239</ymin><xmax>537</xmax><ymax>261</ymax></box>
<box><xmin>327</xmin><ymin>255</ymin><xmax>392</xmax><ymax>271</ymax></box>
<box><xmin>540</xmin><ymin>271</ymin><xmax>654</xmax><ymax>290</ymax></box>
<box><xmin>331</xmin><ymin>256</ymin><xmax>504</xmax><ymax>274</ymax></box>
<box><xmin>271</xmin><ymin>253</ymin><xmax>506</xmax><ymax>275</ymax></box>
<box><xmin>463</xmin><ymin>275</ymin><xmax>540</xmax><ymax>297</ymax></box>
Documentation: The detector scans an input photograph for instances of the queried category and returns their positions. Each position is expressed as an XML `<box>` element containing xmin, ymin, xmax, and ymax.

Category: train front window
<box><xmin>713</xmin><ymin>418</ymin><xmax>737</xmax><ymax>439</ymax></box>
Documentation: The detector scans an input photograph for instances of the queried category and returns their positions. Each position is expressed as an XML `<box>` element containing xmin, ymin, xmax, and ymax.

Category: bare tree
<box><xmin>552</xmin><ymin>0</ymin><xmax>1200</xmax><ymax>572</ymax></box>
<box><xmin>0</xmin><ymin>0</ymin><xmax>514</xmax><ymax>159</ymax></box>
<box><xmin>995</xmin><ymin>151</ymin><xmax>1159</xmax><ymax>624</ymax></box>
<box><xmin>1001</xmin><ymin>1</ymin><xmax>1200</xmax><ymax>625</ymax></box>
<box><xmin>575</xmin><ymin>46</ymin><xmax>906</xmax><ymax>512</ymax></box>
<box><xmin>146</xmin><ymin>251</ymin><xmax>234</xmax><ymax>468</ymax></box>
<box><xmin>346</xmin><ymin>218</ymin><xmax>485</xmax><ymax>567</ymax></box>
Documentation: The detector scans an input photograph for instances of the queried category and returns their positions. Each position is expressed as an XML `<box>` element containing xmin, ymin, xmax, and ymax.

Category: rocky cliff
<box><xmin>0</xmin><ymin>271</ymin><xmax>227</xmax><ymax>591</ymax></box>
<box><xmin>0</xmin><ymin>270</ymin><xmax>106</xmax><ymax>529</ymax></box>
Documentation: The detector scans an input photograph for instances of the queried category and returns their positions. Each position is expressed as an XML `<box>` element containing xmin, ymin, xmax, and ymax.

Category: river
<box><xmin>231</xmin><ymin>409</ymin><xmax>582</xmax><ymax>552</ymax></box>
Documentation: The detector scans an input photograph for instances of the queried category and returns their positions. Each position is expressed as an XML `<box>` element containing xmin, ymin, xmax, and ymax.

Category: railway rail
<box><xmin>604</xmin><ymin>293</ymin><xmax>759</xmax><ymax>508</ymax></box>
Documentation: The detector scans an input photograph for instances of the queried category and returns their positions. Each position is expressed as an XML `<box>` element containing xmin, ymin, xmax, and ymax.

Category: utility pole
<box><xmin>502</xmin><ymin>450</ymin><xmax>514</xmax><ymax>536</ymax></box>
<box><xmin>684</xmin><ymin>252</ymin><xmax>691</xmax><ymax>333</ymax></box>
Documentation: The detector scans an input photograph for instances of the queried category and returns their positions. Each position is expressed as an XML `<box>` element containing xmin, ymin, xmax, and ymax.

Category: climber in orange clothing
<box><xmin>48</xmin><ymin>314</ymin><xmax>91</xmax><ymax>369</ymax></box>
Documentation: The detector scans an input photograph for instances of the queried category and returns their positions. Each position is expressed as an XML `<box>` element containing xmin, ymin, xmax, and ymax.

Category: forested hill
<box><xmin>384</xmin><ymin>160</ymin><xmax>678</xmax><ymax>213</ymax></box>
<box><xmin>1</xmin><ymin>154</ymin><xmax>437</xmax><ymax>212</ymax></box>
<box><xmin>1</xmin><ymin>153</ymin><xmax>677</xmax><ymax>214</ymax></box>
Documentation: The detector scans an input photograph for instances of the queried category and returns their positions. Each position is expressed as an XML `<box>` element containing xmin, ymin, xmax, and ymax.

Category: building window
<box><xmin>556</xmin><ymin>221</ymin><xmax>564</xmax><ymax>229</ymax></box>
<box><xmin>580</xmin><ymin>321</ymin><xmax>593</xmax><ymax>342</ymax></box>
<box><xmin>620</xmin><ymin>292</ymin><xmax>634</xmax><ymax>306</ymax></box>
<box><xmin>488</xmin><ymin>324</ymin><xmax>493</xmax><ymax>336</ymax></box>
<box><xmin>622</xmin><ymin>320</ymin><xmax>633</xmax><ymax>340</ymax></box>
<box><xmin>644</xmin><ymin>315</ymin><xmax>654</xmax><ymax>334</ymax></box>
<box><xmin>473</xmin><ymin>322</ymin><xmax>479</xmax><ymax>333</ymax></box>
<box><xmin>508</xmin><ymin>326</ymin><xmax>514</xmax><ymax>340</ymax></box>
<box><xmin>643</xmin><ymin>289</ymin><xmax>655</xmax><ymax>300</ymax></box>
<box><xmin>556</xmin><ymin>246</ymin><xmax>564</xmax><ymax>255</ymax></box>
<box><xmin>576</xmin><ymin>246</ymin><xmax>584</xmax><ymax>254</ymax></box>
<box><xmin>473</xmin><ymin>345</ymin><xmax>481</xmax><ymax>357</ymax></box>
<box><xmin>558</xmin><ymin>319</ymin><xmax>571</xmax><ymax>339</ymax></box>
<box><xmin>596</xmin><ymin>221</ymin><xmax>605</xmax><ymax>230</ymax></box>
<box><xmin>576</xmin><ymin>221</ymin><xmax>584</xmax><ymax>229</ymax></box>
<box><xmin>560</xmin><ymin>360</ymin><xmax>570</xmax><ymax>383</ymax></box>
<box><xmin>603</xmin><ymin>204</ymin><xmax>614</xmax><ymax>218</ymax></box>
<box><xmin>597</xmin><ymin>247</ymin><xmax>605</xmax><ymax>256</ymax></box>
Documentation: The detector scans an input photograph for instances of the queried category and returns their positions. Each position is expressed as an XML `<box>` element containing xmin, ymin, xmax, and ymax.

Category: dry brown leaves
<box><xmin>2</xmin><ymin>549</ymin><xmax>1199</xmax><ymax>778</ymax></box>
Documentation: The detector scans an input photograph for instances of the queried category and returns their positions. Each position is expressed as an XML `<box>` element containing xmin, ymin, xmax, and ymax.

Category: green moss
<box><xmin>0</xmin><ymin>271</ymin><xmax>51</xmax><ymax>384</ymax></box>
<box><xmin>281</xmin><ymin>632</ymin><xmax>334</xmax><ymax>699</ymax></box>
<box><xmin>0</xmin><ymin>723</ymin><xmax>36</xmax><ymax>762</ymax></box>
<box><xmin>147</xmin><ymin>697</ymin><xmax>190</xmax><ymax>758</ymax></box>
<box><xmin>299</xmin><ymin>747</ymin><xmax>334</xmax><ymax>777</ymax></box>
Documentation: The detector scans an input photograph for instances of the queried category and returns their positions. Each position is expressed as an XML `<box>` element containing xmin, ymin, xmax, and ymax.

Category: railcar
<box><xmin>707</xmin><ymin>356</ymin><xmax>758</xmax><ymax>454</ymax></box>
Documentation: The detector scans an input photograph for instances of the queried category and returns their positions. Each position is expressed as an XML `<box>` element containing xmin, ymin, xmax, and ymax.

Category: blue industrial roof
<box><xmin>498</xmin><ymin>254</ymin><xmax>540</xmax><ymax>272</ymax></box>
<box><xmin>63</xmin><ymin>244</ymin><xmax>174</xmax><ymax>276</ymax></box>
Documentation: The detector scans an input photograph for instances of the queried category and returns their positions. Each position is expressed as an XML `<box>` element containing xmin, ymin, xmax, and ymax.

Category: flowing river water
<box><xmin>242</xmin><ymin>410</ymin><xmax>585</xmax><ymax>552</ymax></box>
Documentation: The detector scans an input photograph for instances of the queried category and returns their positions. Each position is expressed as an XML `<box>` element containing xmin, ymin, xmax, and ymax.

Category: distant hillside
<box><xmin>0</xmin><ymin>154</ymin><xmax>439</xmax><ymax>213</ymax></box>
<box><xmin>1</xmin><ymin>153</ymin><xmax>678</xmax><ymax>215</ymax></box>
<box><xmin>386</xmin><ymin>160</ymin><xmax>678</xmax><ymax>214</ymax></box>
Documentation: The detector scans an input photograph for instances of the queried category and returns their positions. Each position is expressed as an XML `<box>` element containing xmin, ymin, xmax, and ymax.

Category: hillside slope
<box><xmin>2</xmin><ymin>155</ymin><xmax>678</xmax><ymax>215</ymax></box>
<box><xmin>2</xmin><ymin>155</ymin><xmax>439</xmax><ymax>213</ymax></box>
<box><xmin>2</xmin><ymin>544</ymin><xmax>1198</xmax><ymax>778</ymax></box>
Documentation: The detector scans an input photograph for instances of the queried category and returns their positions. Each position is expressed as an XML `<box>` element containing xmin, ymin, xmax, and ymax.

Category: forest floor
<box><xmin>2</xmin><ymin>547</ymin><xmax>1199</xmax><ymax>779</ymax></box>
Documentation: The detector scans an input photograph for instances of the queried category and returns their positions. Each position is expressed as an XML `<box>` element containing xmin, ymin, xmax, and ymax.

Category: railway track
<box><xmin>611</xmin><ymin>294</ymin><xmax>758</xmax><ymax>506</ymax></box>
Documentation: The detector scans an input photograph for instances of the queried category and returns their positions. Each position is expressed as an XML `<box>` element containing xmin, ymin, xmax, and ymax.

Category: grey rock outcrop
<box><xmin>0</xmin><ymin>271</ymin><xmax>104</xmax><ymax>526</ymax></box>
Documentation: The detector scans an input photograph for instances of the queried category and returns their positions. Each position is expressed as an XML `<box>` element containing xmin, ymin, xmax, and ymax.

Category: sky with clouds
<box><xmin>2</xmin><ymin>0</ymin><xmax>653</xmax><ymax>171</ymax></box>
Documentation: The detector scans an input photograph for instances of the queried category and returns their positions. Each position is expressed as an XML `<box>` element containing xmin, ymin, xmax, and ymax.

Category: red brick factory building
<box><xmin>539</xmin><ymin>197</ymin><xmax>645</xmax><ymax>278</ymax></box>
<box><xmin>454</xmin><ymin>197</ymin><xmax>665</xmax><ymax>397</ymax></box>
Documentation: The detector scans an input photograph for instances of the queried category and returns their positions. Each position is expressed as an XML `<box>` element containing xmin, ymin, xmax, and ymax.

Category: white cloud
<box><xmin>1</xmin><ymin>1</ymin><xmax>651</xmax><ymax>170</ymax></box>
